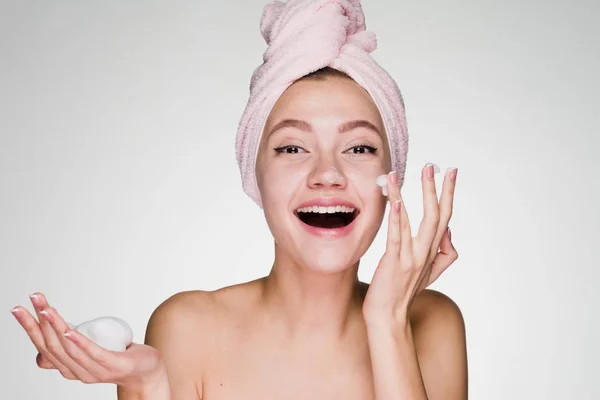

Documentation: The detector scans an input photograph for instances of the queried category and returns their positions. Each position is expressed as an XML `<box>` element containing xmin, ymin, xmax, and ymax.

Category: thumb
<box><xmin>428</xmin><ymin>227</ymin><xmax>459</xmax><ymax>285</ymax></box>
<box><xmin>36</xmin><ymin>352</ymin><xmax>55</xmax><ymax>369</ymax></box>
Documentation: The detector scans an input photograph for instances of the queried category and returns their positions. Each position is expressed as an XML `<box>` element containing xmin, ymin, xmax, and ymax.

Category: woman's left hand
<box><xmin>363</xmin><ymin>164</ymin><xmax>459</xmax><ymax>324</ymax></box>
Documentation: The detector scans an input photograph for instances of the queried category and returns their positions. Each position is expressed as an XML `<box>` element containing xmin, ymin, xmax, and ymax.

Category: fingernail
<box><xmin>446</xmin><ymin>167</ymin><xmax>458</xmax><ymax>181</ymax></box>
<box><xmin>424</xmin><ymin>163</ymin><xmax>433</xmax><ymax>179</ymax></box>
<box><xmin>426</xmin><ymin>162</ymin><xmax>440</xmax><ymax>174</ymax></box>
<box><xmin>65</xmin><ymin>330</ymin><xmax>78</xmax><ymax>342</ymax></box>
<box><xmin>388</xmin><ymin>170</ymin><xmax>398</xmax><ymax>185</ymax></box>
<box><xmin>40</xmin><ymin>309</ymin><xmax>53</xmax><ymax>323</ymax></box>
<box><xmin>29</xmin><ymin>294</ymin><xmax>41</xmax><ymax>307</ymax></box>
<box><xmin>11</xmin><ymin>308</ymin><xmax>21</xmax><ymax>322</ymax></box>
<box><xmin>394</xmin><ymin>200</ymin><xmax>401</xmax><ymax>212</ymax></box>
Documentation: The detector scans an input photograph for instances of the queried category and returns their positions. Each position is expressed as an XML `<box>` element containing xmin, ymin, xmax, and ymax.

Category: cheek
<box><xmin>346</xmin><ymin>163</ymin><xmax>385</xmax><ymax>198</ymax></box>
<box><xmin>259</xmin><ymin>161</ymin><xmax>308</xmax><ymax>206</ymax></box>
<box><xmin>346</xmin><ymin>165</ymin><xmax>387</xmax><ymax>220</ymax></box>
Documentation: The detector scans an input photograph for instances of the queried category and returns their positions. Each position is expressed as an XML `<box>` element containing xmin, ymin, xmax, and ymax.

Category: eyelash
<box><xmin>348</xmin><ymin>144</ymin><xmax>378</xmax><ymax>155</ymax></box>
<box><xmin>273</xmin><ymin>144</ymin><xmax>378</xmax><ymax>155</ymax></box>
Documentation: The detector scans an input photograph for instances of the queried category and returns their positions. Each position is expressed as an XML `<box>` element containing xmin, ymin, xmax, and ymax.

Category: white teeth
<box><xmin>296</xmin><ymin>205</ymin><xmax>356</xmax><ymax>214</ymax></box>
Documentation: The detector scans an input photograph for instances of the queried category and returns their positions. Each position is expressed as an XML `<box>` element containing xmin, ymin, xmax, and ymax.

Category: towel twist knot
<box><xmin>252</xmin><ymin>0</ymin><xmax>377</xmax><ymax>91</ymax></box>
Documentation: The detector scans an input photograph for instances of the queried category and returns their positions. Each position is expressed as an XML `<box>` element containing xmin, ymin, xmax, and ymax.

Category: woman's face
<box><xmin>256</xmin><ymin>76</ymin><xmax>391</xmax><ymax>273</ymax></box>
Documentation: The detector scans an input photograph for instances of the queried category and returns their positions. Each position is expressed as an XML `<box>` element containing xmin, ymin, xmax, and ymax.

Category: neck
<box><xmin>260</xmin><ymin>242</ymin><xmax>366</xmax><ymax>340</ymax></box>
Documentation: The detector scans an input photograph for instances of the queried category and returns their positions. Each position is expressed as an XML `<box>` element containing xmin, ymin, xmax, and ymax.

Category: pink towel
<box><xmin>236</xmin><ymin>0</ymin><xmax>408</xmax><ymax>207</ymax></box>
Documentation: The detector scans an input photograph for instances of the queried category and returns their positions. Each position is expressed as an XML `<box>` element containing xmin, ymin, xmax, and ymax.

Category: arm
<box><xmin>118</xmin><ymin>292</ymin><xmax>204</xmax><ymax>400</ymax></box>
<box><xmin>365</xmin><ymin>290</ymin><xmax>467</xmax><ymax>400</ymax></box>
<box><xmin>11</xmin><ymin>291</ymin><xmax>174</xmax><ymax>400</ymax></box>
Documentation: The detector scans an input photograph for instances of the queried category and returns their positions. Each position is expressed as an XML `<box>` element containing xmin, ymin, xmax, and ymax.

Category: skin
<box><xmin>12</xmin><ymin>76</ymin><xmax>467</xmax><ymax>399</ymax></box>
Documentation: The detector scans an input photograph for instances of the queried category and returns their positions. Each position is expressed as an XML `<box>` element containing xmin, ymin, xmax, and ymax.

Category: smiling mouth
<box><xmin>294</xmin><ymin>206</ymin><xmax>359</xmax><ymax>229</ymax></box>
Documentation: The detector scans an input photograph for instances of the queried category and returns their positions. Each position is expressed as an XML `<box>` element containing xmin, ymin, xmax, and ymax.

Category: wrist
<box><xmin>363</xmin><ymin>307</ymin><xmax>411</xmax><ymax>331</ymax></box>
<box><xmin>118</xmin><ymin>362</ymin><xmax>169</xmax><ymax>396</ymax></box>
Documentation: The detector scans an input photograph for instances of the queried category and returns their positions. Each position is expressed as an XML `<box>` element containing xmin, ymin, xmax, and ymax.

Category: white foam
<box><xmin>68</xmin><ymin>317</ymin><xmax>133</xmax><ymax>352</ymax></box>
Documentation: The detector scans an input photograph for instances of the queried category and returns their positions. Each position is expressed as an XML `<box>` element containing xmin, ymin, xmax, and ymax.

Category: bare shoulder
<box><xmin>409</xmin><ymin>289</ymin><xmax>465</xmax><ymax>330</ymax></box>
<box><xmin>408</xmin><ymin>289</ymin><xmax>466</xmax><ymax>355</ymax></box>
<box><xmin>146</xmin><ymin>279</ymin><xmax>262</xmax><ymax>347</ymax></box>
<box><xmin>144</xmin><ymin>280</ymin><xmax>262</xmax><ymax>398</ymax></box>
<box><xmin>144</xmin><ymin>290</ymin><xmax>217</xmax><ymax>399</ymax></box>
<box><xmin>147</xmin><ymin>288</ymin><xmax>220</xmax><ymax>330</ymax></box>
<box><xmin>409</xmin><ymin>289</ymin><xmax>468</xmax><ymax>399</ymax></box>
<box><xmin>146</xmin><ymin>289</ymin><xmax>217</xmax><ymax>351</ymax></box>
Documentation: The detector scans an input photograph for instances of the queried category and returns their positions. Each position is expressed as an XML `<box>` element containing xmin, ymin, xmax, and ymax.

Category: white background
<box><xmin>1</xmin><ymin>0</ymin><xmax>598</xmax><ymax>398</ymax></box>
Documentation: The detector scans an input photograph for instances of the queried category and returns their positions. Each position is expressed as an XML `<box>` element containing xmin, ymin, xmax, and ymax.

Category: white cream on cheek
<box><xmin>376</xmin><ymin>174</ymin><xmax>389</xmax><ymax>196</ymax></box>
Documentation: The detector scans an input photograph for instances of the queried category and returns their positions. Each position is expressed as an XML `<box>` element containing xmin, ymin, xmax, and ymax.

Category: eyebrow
<box><xmin>267</xmin><ymin>118</ymin><xmax>381</xmax><ymax>137</ymax></box>
<box><xmin>267</xmin><ymin>119</ymin><xmax>312</xmax><ymax>136</ymax></box>
<box><xmin>338</xmin><ymin>120</ymin><xmax>381</xmax><ymax>136</ymax></box>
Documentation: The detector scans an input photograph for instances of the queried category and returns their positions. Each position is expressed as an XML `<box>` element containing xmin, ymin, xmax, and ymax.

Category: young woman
<box><xmin>12</xmin><ymin>2</ymin><xmax>467</xmax><ymax>399</ymax></box>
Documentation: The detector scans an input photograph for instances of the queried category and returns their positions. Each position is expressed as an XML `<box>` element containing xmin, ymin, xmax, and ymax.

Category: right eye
<box><xmin>274</xmin><ymin>146</ymin><xmax>307</xmax><ymax>154</ymax></box>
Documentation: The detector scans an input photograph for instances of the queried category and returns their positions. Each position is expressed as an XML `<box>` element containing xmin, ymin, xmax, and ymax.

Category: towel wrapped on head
<box><xmin>236</xmin><ymin>0</ymin><xmax>409</xmax><ymax>207</ymax></box>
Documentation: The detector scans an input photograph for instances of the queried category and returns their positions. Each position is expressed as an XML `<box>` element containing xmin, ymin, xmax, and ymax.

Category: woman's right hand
<box><xmin>11</xmin><ymin>292</ymin><xmax>166</xmax><ymax>392</ymax></box>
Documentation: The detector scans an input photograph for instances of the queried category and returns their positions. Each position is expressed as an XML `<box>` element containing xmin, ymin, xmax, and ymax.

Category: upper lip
<box><xmin>294</xmin><ymin>197</ymin><xmax>359</xmax><ymax>211</ymax></box>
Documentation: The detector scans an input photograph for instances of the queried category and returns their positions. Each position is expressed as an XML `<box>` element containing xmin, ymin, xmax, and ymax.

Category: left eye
<box><xmin>346</xmin><ymin>145</ymin><xmax>377</xmax><ymax>154</ymax></box>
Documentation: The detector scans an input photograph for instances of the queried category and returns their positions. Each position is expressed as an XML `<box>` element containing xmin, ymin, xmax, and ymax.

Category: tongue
<box><xmin>302</xmin><ymin>213</ymin><xmax>348</xmax><ymax>229</ymax></box>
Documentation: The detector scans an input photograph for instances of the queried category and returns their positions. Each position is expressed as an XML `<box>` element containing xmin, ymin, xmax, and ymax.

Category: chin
<box><xmin>297</xmin><ymin>247</ymin><xmax>360</xmax><ymax>274</ymax></box>
<box><xmin>270</xmin><ymin>220</ymin><xmax>377</xmax><ymax>275</ymax></box>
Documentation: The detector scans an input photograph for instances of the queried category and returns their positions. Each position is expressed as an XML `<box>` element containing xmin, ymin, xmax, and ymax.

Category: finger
<box><xmin>14</xmin><ymin>300</ymin><xmax>75</xmax><ymax>379</ymax></box>
<box><xmin>386</xmin><ymin>170</ymin><xmax>401</xmax><ymax>205</ymax></box>
<box><xmin>41</xmin><ymin>307</ymin><xmax>103</xmax><ymax>383</ymax></box>
<box><xmin>31</xmin><ymin>294</ymin><xmax>94</xmax><ymax>382</ymax></box>
<box><xmin>64</xmin><ymin>328</ymin><xmax>128</xmax><ymax>373</ymax></box>
<box><xmin>45</xmin><ymin>307</ymin><xmax>111</xmax><ymax>382</ymax></box>
<box><xmin>385</xmin><ymin>199</ymin><xmax>402</xmax><ymax>254</ymax></box>
<box><xmin>387</xmin><ymin>171</ymin><xmax>412</xmax><ymax>256</ymax></box>
<box><xmin>397</xmin><ymin>191</ymin><xmax>414</xmax><ymax>261</ymax></box>
<box><xmin>384</xmin><ymin>171</ymin><xmax>402</xmax><ymax>255</ymax></box>
<box><xmin>428</xmin><ymin>227</ymin><xmax>459</xmax><ymax>285</ymax></box>
<box><xmin>416</xmin><ymin>163</ymin><xmax>440</xmax><ymax>258</ymax></box>
<box><xmin>387</xmin><ymin>170</ymin><xmax>412</xmax><ymax>254</ymax></box>
<box><xmin>438</xmin><ymin>168</ymin><xmax>457</xmax><ymax>229</ymax></box>
<box><xmin>11</xmin><ymin>306</ymin><xmax>56</xmax><ymax>369</ymax></box>
<box><xmin>387</xmin><ymin>170</ymin><xmax>413</xmax><ymax>248</ymax></box>
<box><xmin>11</xmin><ymin>306</ymin><xmax>48</xmax><ymax>354</ymax></box>
<box><xmin>428</xmin><ymin>168</ymin><xmax>457</xmax><ymax>262</ymax></box>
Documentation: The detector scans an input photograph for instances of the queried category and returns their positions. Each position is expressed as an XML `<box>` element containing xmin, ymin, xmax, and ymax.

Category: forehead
<box><xmin>265</xmin><ymin>77</ymin><xmax>385</xmax><ymax>132</ymax></box>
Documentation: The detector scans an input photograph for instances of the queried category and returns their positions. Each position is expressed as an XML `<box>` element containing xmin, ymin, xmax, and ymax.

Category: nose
<box><xmin>307</xmin><ymin>161</ymin><xmax>347</xmax><ymax>190</ymax></box>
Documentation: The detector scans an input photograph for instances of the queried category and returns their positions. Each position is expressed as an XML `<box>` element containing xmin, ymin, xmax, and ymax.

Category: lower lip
<box><xmin>296</xmin><ymin>214</ymin><xmax>358</xmax><ymax>238</ymax></box>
